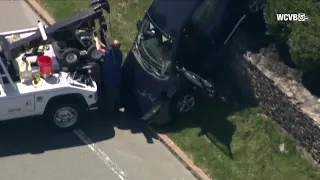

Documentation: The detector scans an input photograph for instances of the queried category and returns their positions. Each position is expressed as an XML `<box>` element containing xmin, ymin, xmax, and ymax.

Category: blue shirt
<box><xmin>103</xmin><ymin>48</ymin><xmax>122</xmax><ymax>85</ymax></box>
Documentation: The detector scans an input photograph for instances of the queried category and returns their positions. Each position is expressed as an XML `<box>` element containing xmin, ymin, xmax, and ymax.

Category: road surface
<box><xmin>0</xmin><ymin>1</ymin><xmax>196</xmax><ymax>180</ymax></box>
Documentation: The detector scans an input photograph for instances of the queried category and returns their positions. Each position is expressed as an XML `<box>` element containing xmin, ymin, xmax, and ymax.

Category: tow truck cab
<box><xmin>122</xmin><ymin>0</ymin><xmax>265</xmax><ymax>121</ymax></box>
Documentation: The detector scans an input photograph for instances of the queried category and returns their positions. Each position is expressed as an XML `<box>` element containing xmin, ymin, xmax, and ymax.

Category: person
<box><xmin>94</xmin><ymin>36</ymin><xmax>122</xmax><ymax>118</ymax></box>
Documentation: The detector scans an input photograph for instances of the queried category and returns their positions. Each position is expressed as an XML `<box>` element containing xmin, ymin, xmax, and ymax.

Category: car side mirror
<box><xmin>136</xmin><ymin>20</ymin><xmax>142</xmax><ymax>31</ymax></box>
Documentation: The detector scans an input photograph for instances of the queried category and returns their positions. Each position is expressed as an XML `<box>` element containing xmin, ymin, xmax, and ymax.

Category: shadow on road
<box><xmin>0</xmin><ymin>110</ymin><xmax>157</xmax><ymax>159</ymax></box>
<box><xmin>113</xmin><ymin>114</ymin><xmax>156</xmax><ymax>144</ymax></box>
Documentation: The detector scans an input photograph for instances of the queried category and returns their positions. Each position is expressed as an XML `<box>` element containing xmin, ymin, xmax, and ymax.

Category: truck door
<box><xmin>122</xmin><ymin>16</ymin><xmax>174</xmax><ymax>119</ymax></box>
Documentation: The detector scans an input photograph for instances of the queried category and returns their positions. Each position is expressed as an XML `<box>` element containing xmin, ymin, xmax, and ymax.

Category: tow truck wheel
<box><xmin>87</xmin><ymin>45</ymin><xmax>103</xmax><ymax>61</ymax></box>
<box><xmin>61</xmin><ymin>48</ymin><xmax>81</xmax><ymax>68</ymax></box>
<box><xmin>169</xmin><ymin>89</ymin><xmax>196</xmax><ymax>119</ymax></box>
<box><xmin>45</xmin><ymin>103</ymin><xmax>85</xmax><ymax>131</ymax></box>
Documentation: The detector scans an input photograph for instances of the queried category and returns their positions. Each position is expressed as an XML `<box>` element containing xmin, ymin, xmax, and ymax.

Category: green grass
<box><xmin>38</xmin><ymin>0</ymin><xmax>320</xmax><ymax>179</ymax></box>
<box><xmin>159</xmin><ymin>98</ymin><xmax>320</xmax><ymax>180</ymax></box>
<box><xmin>40</xmin><ymin>0</ymin><xmax>151</xmax><ymax>56</ymax></box>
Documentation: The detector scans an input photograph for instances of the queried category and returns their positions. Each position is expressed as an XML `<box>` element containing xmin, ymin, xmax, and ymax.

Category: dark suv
<box><xmin>121</xmin><ymin>0</ymin><xmax>266</xmax><ymax>121</ymax></box>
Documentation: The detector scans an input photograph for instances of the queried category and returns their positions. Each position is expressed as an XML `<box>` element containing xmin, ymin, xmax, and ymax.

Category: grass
<box><xmin>38</xmin><ymin>0</ymin><xmax>320</xmax><ymax>179</ymax></box>
<box><xmin>40</xmin><ymin>0</ymin><xmax>151</xmax><ymax>56</ymax></box>
<box><xmin>159</xmin><ymin>98</ymin><xmax>320</xmax><ymax>180</ymax></box>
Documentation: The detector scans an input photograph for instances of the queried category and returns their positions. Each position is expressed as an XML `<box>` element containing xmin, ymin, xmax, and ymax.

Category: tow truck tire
<box><xmin>168</xmin><ymin>89</ymin><xmax>196</xmax><ymax>119</ymax></box>
<box><xmin>61</xmin><ymin>48</ymin><xmax>81</xmax><ymax>68</ymax></box>
<box><xmin>45</xmin><ymin>102</ymin><xmax>86</xmax><ymax>131</ymax></box>
<box><xmin>87</xmin><ymin>45</ymin><xmax>103</xmax><ymax>61</ymax></box>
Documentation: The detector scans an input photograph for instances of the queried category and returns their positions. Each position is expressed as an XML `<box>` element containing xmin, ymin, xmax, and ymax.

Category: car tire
<box><xmin>168</xmin><ymin>89</ymin><xmax>196</xmax><ymax>119</ymax></box>
<box><xmin>45</xmin><ymin>102</ymin><xmax>86</xmax><ymax>131</ymax></box>
<box><xmin>87</xmin><ymin>45</ymin><xmax>103</xmax><ymax>61</ymax></box>
<box><xmin>61</xmin><ymin>48</ymin><xmax>81</xmax><ymax>68</ymax></box>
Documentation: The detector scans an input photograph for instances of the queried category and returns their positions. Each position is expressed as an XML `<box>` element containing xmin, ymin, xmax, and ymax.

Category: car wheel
<box><xmin>169</xmin><ymin>89</ymin><xmax>196</xmax><ymax>119</ymax></box>
<box><xmin>247</xmin><ymin>0</ymin><xmax>266</xmax><ymax>13</ymax></box>
<box><xmin>45</xmin><ymin>103</ymin><xmax>85</xmax><ymax>131</ymax></box>
<box><xmin>61</xmin><ymin>48</ymin><xmax>81</xmax><ymax>68</ymax></box>
<box><xmin>87</xmin><ymin>45</ymin><xmax>103</xmax><ymax>61</ymax></box>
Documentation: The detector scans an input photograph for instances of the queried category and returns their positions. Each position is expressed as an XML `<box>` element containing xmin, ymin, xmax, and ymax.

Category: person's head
<box><xmin>111</xmin><ymin>40</ymin><xmax>121</xmax><ymax>50</ymax></box>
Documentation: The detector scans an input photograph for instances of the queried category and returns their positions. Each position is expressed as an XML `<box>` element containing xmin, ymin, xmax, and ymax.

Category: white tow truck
<box><xmin>0</xmin><ymin>27</ymin><xmax>98</xmax><ymax>130</ymax></box>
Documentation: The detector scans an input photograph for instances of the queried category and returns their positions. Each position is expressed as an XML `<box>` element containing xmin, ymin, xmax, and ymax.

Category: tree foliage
<box><xmin>263</xmin><ymin>0</ymin><xmax>320</xmax><ymax>71</ymax></box>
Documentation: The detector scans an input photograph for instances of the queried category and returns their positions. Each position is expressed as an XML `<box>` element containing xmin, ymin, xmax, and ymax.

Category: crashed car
<box><xmin>121</xmin><ymin>0</ymin><xmax>266</xmax><ymax>121</ymax></box>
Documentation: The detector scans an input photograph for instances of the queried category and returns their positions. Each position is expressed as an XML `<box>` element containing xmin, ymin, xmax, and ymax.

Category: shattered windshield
<box><xmin>136</xmin><ymin>17</ymin><xmax>173</xmax><ymax>72</ymax></box>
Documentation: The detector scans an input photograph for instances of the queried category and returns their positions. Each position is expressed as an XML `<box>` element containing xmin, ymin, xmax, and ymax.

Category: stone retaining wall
<box><xmin>226</xmin><ymin>31</ymin><xmax>320</xmax><ymax>162</ymax></box>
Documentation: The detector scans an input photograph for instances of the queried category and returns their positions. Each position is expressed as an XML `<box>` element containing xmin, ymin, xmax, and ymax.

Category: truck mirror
<box><xmin>136</xmin><ymin>20</ymin><xmax>142</xmax><ymax>31</ymax></box>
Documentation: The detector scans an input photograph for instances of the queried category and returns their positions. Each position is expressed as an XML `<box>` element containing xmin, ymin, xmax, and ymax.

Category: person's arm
<box><xmin>99</xmin><ymin>41</ymin><xmax>106</xmax><ymax>48</ymax></box>
<box><xmin>94</xmin><ymin>37</ymin><xmax>105</xmax><ymax>54</ymax></box>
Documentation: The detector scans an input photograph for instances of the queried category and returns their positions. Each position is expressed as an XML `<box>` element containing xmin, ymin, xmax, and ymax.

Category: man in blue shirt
<box><xmin>94</xmin><ymin>37</ymin><xmax>122</xmax><ymax>117</ymax></box>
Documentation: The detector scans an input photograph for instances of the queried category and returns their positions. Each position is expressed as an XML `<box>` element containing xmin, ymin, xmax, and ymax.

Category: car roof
<box><xmin>147</xmin><ymin>0</ymin><xmax>201</xmax><ymax>38</ymax></box>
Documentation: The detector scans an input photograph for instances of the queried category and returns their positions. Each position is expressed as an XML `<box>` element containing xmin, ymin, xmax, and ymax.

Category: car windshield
<box><xmin>137</xmin><ymin>17</ymin><xmax>173</xmax><ymax>71</ymax></box>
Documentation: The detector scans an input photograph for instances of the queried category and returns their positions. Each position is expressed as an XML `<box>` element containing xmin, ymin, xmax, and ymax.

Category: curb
<box><xmin>24</xmin><ymin>0</ymin><xmax>211</xmax><ymax>179</ymax></box>
<box><xmin>25</xmin><ymin>0</ymin><xmax>56</xmax><ymax>25</ymax></box>
<box><xmin>147</xmin><ymin>126</ymin><xmax>211</xmax><ymax>180</ymax></box>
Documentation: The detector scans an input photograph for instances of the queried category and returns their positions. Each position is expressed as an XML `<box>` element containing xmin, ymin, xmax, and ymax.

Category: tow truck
<box><xmin>0</xmin><ymin>0</ymin><xmax>111</xmax><ymax>130</ymax></box>
<box><xmin>0</xmin><ymin>30</ymin><xmax>98</xmax><ymax>130</ymax></box>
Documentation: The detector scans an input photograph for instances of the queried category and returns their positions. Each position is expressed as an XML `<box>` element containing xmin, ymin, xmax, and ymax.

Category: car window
<box><xmin>191</xmin><ymin>0</ymin><xmax>218</xmax><ymax>32</ymax></box>
<box><xmin>137</xmin><ymin>16</ymin><xmax>174</xmax><ymax>76</ymax></box>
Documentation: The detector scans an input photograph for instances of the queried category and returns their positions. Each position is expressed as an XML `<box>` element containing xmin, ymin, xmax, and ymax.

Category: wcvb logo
<box><xmin>276</xmin><ymin>13</ymin><xmax>308</xmax><ymax>22</ymax></box>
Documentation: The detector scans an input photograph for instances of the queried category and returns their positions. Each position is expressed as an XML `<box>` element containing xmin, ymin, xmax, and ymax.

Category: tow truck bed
<box><xmin>9</xmin><ymin>9</ymin><xmax>103</xmax><ymax>50</ymax></box>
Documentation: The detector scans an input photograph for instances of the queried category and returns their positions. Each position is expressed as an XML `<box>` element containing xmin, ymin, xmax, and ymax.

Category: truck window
<box><xmin>191</xmin><ymin>0</ymin><xmax>218</xmax><ymax>33</ymax></box>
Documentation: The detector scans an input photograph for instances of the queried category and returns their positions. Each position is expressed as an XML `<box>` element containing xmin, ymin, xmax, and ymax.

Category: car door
<box><xmin>176</xmin><ymin>0</ymin><xmax>229</xmax><ymax>98</ymax></box>
<box><xmin>179</xmin><ymin>0</ymin><xmax>229</xmax><ymax>74</ymax></box>
<box><xmin>190</xmin><ymin>0</ymin><xmax>229</xmax><ymax>44</ymax></box>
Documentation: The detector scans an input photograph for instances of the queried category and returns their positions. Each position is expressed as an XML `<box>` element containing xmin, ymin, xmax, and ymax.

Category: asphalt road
<box><xmin>0</xmin><ymin>1</ymin><xmax>196</xmax><ymax>180</ymax></box>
